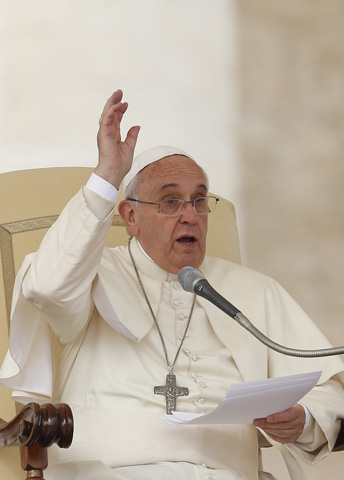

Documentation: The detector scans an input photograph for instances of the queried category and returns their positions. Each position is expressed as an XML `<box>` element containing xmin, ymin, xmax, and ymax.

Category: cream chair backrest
<box><xmin>0</xmin><ymin>167</ymin><xmax>241</xmax><ymax>477</ymax></box>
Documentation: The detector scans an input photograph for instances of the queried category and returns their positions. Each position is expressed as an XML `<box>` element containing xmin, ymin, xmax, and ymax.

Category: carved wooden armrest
<box><xmin>0</xmin><ymin>403</ymin><xmax>73</xmax><ymax>479</ymax></box>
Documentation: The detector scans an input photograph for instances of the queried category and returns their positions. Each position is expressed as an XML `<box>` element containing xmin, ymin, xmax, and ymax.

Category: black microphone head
<box><xmin>178</xmin><ymin>266</ymin><xmax>205</xmax><ymax>292</ymax></box>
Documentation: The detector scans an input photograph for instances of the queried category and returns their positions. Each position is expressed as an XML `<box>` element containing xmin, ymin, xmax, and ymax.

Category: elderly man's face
<box><xmin>122</xmin><ymin>156</ymin><xmax>209</xmax><ymax>274</ymax></box>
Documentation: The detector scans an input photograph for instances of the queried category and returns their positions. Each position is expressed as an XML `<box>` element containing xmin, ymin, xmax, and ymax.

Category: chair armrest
<box><xmin>0</xmin><ymin>403</ymin><xmax>73</xmax><ymax>478</ymax></box>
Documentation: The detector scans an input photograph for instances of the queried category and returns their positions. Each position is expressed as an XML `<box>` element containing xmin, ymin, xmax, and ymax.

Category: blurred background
<box><xmin>1</xmin><ymin>1</ymin><xmax>344</xmax><ymax>478</ymax></box>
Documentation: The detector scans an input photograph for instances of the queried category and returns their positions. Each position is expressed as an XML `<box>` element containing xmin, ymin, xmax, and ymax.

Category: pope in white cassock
<box><xmin>1</xmin><ymin>90</ymin><xmax>344</xmax><ymax>480</ymax></box>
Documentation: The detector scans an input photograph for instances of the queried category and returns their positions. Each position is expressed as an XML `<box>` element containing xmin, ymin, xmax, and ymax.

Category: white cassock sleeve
<box><xmin>0</xmin><ymin>185</ymin><xmax>117</xmax><ymax>401</ymax></box>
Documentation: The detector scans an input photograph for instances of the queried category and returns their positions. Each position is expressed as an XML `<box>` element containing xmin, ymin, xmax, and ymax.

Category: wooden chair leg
<box><xmin>20</xmin><ymin>444</ymin><xmax>48</xmax><ymax>479</ymax></box>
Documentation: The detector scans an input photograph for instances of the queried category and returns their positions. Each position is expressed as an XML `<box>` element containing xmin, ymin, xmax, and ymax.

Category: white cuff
<box><xmin>86</xmin><ymin>173</ymin><xmax>119</xmax><ymax>203</ymax></box>
<box><xmin>298</xmin><ymin>402</ymin><xmax>312</xmax><ymax>432</ymax></box>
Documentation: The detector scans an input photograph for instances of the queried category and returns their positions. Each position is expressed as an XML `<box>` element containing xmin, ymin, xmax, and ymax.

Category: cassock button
<box><xmin>173</xmin><ymin>299</ymin><xmax>180</xmax><ymax>306</ymax></box>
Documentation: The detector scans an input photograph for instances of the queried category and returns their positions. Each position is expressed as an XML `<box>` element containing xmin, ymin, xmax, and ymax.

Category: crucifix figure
<box><xmin>154</xmin><ymin>373</ymin><xmax>189</xmax><ymax>414</ymax></box>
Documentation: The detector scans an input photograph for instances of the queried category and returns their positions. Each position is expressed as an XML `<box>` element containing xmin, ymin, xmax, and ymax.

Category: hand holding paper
<box><xmin>253</xmin><ymin>402</ymin><xmax>307</xmax><ymax>444</ymax></box>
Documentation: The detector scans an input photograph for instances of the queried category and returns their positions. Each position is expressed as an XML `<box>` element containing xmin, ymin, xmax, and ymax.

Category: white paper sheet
<box><xmin>163</xmin><ymin>371</ymin><xmax>321</xmax><ymax>425</ymax></box>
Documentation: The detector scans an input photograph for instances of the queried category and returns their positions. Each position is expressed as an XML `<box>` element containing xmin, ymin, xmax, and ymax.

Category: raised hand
<box><xmin>95</xmin><ymin>90</ymin><xmax>140</xmax><ymax>189</ymax></box>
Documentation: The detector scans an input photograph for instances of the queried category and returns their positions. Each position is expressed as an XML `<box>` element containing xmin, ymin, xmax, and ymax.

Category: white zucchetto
<box><xmin>123</xmin><ymin>145</ymin><xmax>195</xmax><ymax>192</ymax></box>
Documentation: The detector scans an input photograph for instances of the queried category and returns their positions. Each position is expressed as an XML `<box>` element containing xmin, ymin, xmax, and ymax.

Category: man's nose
<box><xmin>179</xmin><ymin>201</ymin><xmax>198</xmax><ymax>223</ymax></box>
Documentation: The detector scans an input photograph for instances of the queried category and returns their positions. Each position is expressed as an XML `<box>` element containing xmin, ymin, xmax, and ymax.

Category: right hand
<box><xmin>95</xmin><ymin>90</ymin><xmax>140</xmax><ymax>188</ymax></box>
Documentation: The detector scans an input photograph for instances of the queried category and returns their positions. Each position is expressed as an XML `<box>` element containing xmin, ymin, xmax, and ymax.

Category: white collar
<box><xmin>131</xmin><ymin>238</ymin><xmax>178</xmax><ymax>282</ymax></box>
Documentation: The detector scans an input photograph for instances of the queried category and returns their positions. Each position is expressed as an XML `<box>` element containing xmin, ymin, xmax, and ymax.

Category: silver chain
<box><xmin>128</xmin><ymin>237</ymin><xmax>196</xmax><ymax>373</ymax></box>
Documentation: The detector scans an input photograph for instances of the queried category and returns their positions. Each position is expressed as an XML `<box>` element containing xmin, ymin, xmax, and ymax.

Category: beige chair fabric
<box><xmin>0</xmin><ymin>167</ymin><xmax>241</xmax><ymax>477</ymax></box>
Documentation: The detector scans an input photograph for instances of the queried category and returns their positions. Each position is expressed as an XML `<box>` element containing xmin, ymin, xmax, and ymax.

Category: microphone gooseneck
<box><xmin>178</xmin><ymin>266</ymin><xmax>344</xmax><ymax>358</ymax></box>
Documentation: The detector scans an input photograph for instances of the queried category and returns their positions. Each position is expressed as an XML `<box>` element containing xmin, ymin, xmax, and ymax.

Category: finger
<box><xmin>254</xmin><ymin>406</ymin><xmax>300</xmax><ymax>427</ymax></box>
<box><xmin>260</xmin><ymin>424</ymin><xmax>303</xmax><ymax>443</ymax></box>
<box><xmin>257</xmin><ymin>419</ymin><xmax>301</xmax><ymax>431</ymax></box>
<box><xmin>124</xmin><ymin>125</ymin><xmax>140</xmax><ymax>150</ymax></box>
<box><xmin>253</xmin><ymin>418</ymin><xmax>300</xmax><ymax>430</ymax></box>
<box><xmin>115</xmin><ymin>102</ymin><xmax>128</xmax><ymax>115</ymax></box>
<box><xmin>255</xmin><ymin>422</ymin><xmax>304</xmax><ymax>447</ymax></box>
<box><xmin>99</xmin><ymin>90</ymin><xmax>125</xmax><ymax>124</ymax></box>
<box><xmin>267</xmin><ymin>408</ymin><xmax>296</xmax><ymax>423</ymax></box>
<box><xmin>100</xmin><ymin>103</ymin><xmax>128</xmax><ymax>130</ymax></box>
<box><xmin>263</xmin><ymin>431</ymin><xmax>298</xmax><ymax>444</ymax></box>
<box><xmin>104</xmin><ymin>89</ymin><xmax>124</xmax><ymax>112</ymax></box>
<box><xmin>261</xmin><ymin>425</ymin><xmax>295</xmax><ymax>436</ymax></box>
<box><xmin>253</xmin><ymin>418</ymin><xmax>300</xmax><ymax>431</ymax></box>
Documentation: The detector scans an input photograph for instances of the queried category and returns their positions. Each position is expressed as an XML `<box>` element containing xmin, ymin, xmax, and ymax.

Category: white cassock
<box><xmin>1</xmin><ymin>186</ymin><xmax>344</xmax><ymax>480</ymax></box>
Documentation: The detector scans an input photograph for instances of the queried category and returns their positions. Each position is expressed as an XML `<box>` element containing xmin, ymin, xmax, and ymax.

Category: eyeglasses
<box><xmin>127</xmin><ymin>196</ymin><xmax>219</xmax><ymax>217</ymax></box>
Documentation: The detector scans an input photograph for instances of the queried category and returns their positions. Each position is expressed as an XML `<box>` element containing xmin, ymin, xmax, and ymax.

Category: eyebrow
<box><xmin>160</xmin><ymin>183</ymin><xmax>208</xmax><ymax>192</ymax></box>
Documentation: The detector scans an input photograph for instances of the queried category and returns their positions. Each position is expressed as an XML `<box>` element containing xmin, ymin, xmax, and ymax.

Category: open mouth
<box><xmin>176</xmin><ymin>236</ymin><xmax>197</xmax><ymax>245</ymax></box>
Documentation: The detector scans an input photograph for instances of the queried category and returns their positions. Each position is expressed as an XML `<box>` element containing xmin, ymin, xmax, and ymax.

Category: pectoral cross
<box><xmin>154</xmin><ymin>373</ymin><xmax>189</xmax><ymax>414</ymax></box>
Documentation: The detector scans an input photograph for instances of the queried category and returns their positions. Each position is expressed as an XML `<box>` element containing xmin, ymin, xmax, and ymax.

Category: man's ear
<box><xmin>118</xmin><ymin>200</ymin><xmax>139</xmax><ymax>236</ymax></box>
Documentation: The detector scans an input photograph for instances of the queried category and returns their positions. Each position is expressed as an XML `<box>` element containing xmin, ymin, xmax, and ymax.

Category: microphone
<box><xmin>178</xmin><ymin>266</ymin><xmax>344</xmax><ymax>358</ymax></box>
<box><xmin>177</xmin><ymin>266</ymin><xmax>241</xmax><ymax>319</ymax></box>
